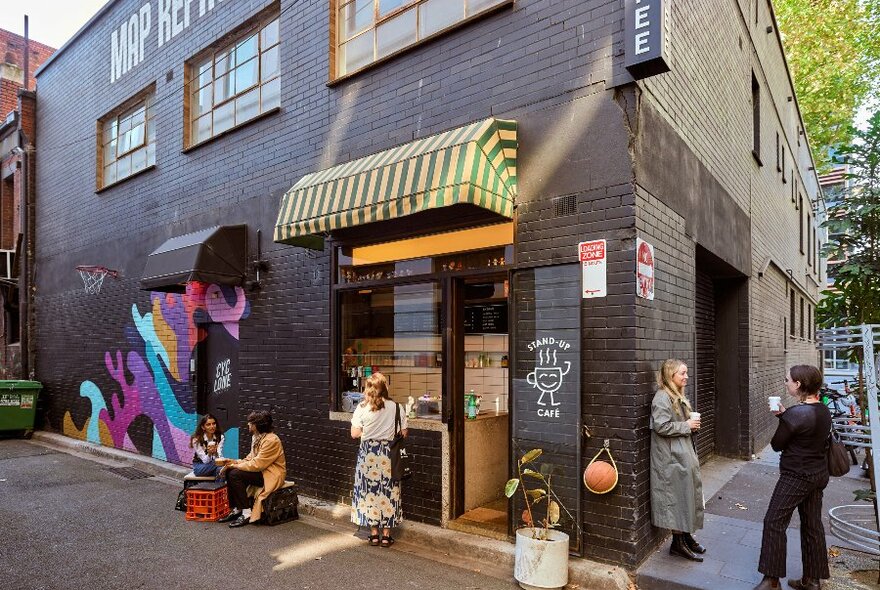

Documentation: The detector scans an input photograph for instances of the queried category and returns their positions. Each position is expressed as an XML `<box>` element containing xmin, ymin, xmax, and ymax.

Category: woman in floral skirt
<box><xmin>350</xmin><ymin>372</ymin><xmax>407</xmax><ymax>547</ymax></box>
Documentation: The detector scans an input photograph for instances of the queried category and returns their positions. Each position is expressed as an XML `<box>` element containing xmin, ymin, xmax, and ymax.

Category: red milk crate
<box><xmin>185</xmin><ymin>482</ymin><xmax>230</xmax><ymax>522</ymax></box>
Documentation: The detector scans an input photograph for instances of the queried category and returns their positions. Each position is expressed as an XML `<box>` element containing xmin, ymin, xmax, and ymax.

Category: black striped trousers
<box><xmin>758</xmin><ymin>470</ymin><xmax>830</xmax><ymax>580</ymax></box>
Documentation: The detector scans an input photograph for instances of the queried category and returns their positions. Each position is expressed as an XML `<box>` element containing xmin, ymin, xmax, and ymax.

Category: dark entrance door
<box><xmin>449</xmin><ymin>277</ymin><xmax>511</xmax><ymax>537</ymax></box>
<box><xmin>196</xmin><ymin>322</ymin><xmax>240</xmax><ymax>433</ymax></box>
<box><xmin>694</xmin><ymin>269</ymin><xmax>716</xmax><ymax>463</ymax></box>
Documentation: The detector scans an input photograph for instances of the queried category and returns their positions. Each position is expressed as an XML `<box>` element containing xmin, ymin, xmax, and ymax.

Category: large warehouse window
<box><xmin>185</xmin><ymin>13</ymin><xmax>280</xmax><ymax>147</ymax></box>
<box><xmin>98</xmin><ymin>90</ymin><xmax>156</xmax><ymax>189</ymax></box>
<box><xmin>333</xmin><ymin>0</ymin><xmax>511</xmax><ymax>78</ymax></box>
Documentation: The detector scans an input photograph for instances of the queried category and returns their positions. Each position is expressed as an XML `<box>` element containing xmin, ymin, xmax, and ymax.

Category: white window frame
<box><xmin>333</xmin><ymin>0</ymin><xmax>511</xmax><ymax>78</ymax></box>
<box><xmin>98</xmin><ymin>91</ymin><xmax>156</xmax><ymax>190</ymax></box>
<box><xmin>185</xmin><ymin>14</ymin><xmax>281</xmax><ymax>148</ymax></box>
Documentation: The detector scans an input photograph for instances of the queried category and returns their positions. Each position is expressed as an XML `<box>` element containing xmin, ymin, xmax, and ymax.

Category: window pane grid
<box><xmin>336</xmin><ymin>0</ymin><xmax>506</xmax><ymax>75</ymax></box>
<box><xmin>99</xmin><ymin>94</ymin><xmax>156</xmax><ymax>188</ymax></box>
<box><xmin>186</xmin><ymin>16</ymin><xmax>280</xmax><ymax>147</ymax></box>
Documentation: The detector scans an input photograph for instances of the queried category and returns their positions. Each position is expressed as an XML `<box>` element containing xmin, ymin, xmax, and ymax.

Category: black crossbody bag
<box><xmin>389</xmin><ymin>403</ymin><xmax>413</xmax><ymax>481</ymax></box>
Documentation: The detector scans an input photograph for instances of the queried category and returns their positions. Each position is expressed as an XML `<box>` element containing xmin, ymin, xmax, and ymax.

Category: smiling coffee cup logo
<box><xmin>526</xmin><ymin>337</ymin><xmax>571</xmax><ymax>415</ymax></box>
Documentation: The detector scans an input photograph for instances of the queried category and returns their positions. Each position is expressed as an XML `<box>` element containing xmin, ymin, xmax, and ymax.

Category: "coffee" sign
<box><xmin>624</xmin><ymin>0</ymin><xmax>670</xmax><ymax>79</ymax></box>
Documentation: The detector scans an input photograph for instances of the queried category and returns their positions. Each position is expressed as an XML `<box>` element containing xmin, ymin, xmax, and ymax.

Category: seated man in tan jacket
<box><xmin>217</xmin><ymin>410</ymin><xmax>286</xmax><ymax>528</ymax></box>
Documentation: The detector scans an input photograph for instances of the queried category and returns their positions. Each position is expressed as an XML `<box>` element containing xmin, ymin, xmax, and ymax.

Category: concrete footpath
<box><xmin>28</xmin><ymin>431</ymin><xmax>631</xmax><ymax>590</ymax></box>
<box><xmin>24</xmin><ymin>432</ymin><xmax>878</xmax><ymax>590</ymax></box>
<box><xmin>636</xmin><ymin>448</ymin><xmax>877</xmax><ymax>590</ymax></box>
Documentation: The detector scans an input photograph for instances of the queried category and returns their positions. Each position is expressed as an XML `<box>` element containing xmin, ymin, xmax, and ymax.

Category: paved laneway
<box><xmin>636</xmin><ymin>447</ymin><xmax>875</xmax><ymax>590</ymax></box>
<box><xmin>0</xmin><ymin>439</ymin><xmax>517</xmax><ymax>590</ymax></box>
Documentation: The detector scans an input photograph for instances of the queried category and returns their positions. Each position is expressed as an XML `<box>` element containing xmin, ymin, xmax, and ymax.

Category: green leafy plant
<box><xmin>854</xmin><ymin>488</ymin><xmax>877</xmax><ymax>502</ymax></box>
<box><xmin>818</xmin><ymin>110</ymin><xmax>880</xmax><ymax>330</ymax></box>
<box><xmin>775</xmin><ymin>0</ymin><xmax>880</xmax><ymax>171</ymax></box>
<box><xmin>505</xmin><ymin>448</ymin><xmax>562</xmax><ymax>540</ymax></box>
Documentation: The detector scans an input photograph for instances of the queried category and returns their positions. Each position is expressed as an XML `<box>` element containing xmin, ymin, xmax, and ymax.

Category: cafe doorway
<box><xmin>449</xmin><ymin>277</ymin><xmax>511</xmax><ymax>539</ymax></box>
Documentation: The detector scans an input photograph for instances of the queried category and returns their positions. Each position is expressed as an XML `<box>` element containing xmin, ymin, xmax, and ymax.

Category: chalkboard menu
<box><xmin>464</xmin><ymin>303</ymin><xmax>508</xmax><ymax>334</ymax></box>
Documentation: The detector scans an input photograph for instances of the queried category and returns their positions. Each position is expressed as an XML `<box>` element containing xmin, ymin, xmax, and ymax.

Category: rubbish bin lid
<box><xmin>0</xmin><ymin>380</ymin><xmax>42</xmax><ymax>390</ymax></box>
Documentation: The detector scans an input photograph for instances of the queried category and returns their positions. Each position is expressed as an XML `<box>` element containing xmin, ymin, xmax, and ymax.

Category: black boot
<box><xmin>670</xmin><ymin>533</ymin><xmax>703</xmax><ymax>562</ymax></box>
<box><xmin>684</xmin><ymin>532</ymin><xmax>706</xmax><ymax>554</ymax></box>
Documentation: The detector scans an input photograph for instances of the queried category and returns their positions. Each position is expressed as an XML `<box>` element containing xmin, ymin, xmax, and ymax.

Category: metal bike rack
<box><xmin>829</xmin><ymin>505</ymin><xmax>880</xmax><ymax>555</ymax></box>
<box><xmin>816</xmin><ymin>325</ymin><xmax>880</xmax><ymax>554</ymax></box>
<box><xmin>833</xmin><ymin>417</ymin><xmax>872</xmax><ymax>449</ymax></box>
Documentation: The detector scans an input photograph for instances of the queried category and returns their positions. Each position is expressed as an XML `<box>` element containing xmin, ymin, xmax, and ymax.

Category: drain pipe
<box><xmin>19</xmin><ymin>15</ymin><xmax>31</xmax><ymax>379</ymax></box>
<box><xmin>18</xmin><ymin>142</ymin><xmax>30</xmax><ymax>379</ymax></box>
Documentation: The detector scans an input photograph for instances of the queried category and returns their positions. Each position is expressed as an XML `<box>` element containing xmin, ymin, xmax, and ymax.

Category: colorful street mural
<box><xmin>63</xmin><ymin>282</ymin><xmax>250</xmax><ymax>464</ymax></box>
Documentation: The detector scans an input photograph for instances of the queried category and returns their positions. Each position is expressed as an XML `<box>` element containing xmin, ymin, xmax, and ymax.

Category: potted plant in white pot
<box><xmin>505</xmin><ymin>448</ymin><xmax>569</xmax><ymax>590</ymax></box>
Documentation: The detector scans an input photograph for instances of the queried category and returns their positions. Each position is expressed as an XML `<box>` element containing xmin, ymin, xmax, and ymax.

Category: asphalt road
<box><xmin>0</xmin><ymin>438</ymin><xmax>518</xmax><ymax>590</ymax></box>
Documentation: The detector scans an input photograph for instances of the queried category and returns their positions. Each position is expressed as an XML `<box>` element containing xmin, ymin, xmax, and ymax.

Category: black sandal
<box><xmin>380</xmin><ymin>535</ymin><xmax>394</xmax><ymax>548</ymax></box>
<box><xmin>368</xmin><ymin>534</ymin><xmax>380</xmax><ymax>546</ymax></box>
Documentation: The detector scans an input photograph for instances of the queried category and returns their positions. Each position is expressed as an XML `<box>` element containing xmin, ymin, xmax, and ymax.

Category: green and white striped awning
<box><xmin>274</xmin><ymin>118</ymin><xmax>517</xmax><ymax>248</ymax></box>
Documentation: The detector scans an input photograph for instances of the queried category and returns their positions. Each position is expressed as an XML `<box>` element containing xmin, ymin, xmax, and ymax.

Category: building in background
<box><xmin>32</xmin><ymin>0</ymin><xmax>822</xmax><ymax>568</ymax></box>
<box><xmin>0</xmin><ymin>29</ymin><xmax>54</xmax><ymax>378</ymax></box>
<box><xmin>818</xmin><ymin>162</ymin><xmax>857</xmax><ymax>383</ymax></box>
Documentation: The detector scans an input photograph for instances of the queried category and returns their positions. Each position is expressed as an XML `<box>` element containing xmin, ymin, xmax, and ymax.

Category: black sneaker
<box><xmin>228</xmin><ymin>513</ymin><xmax>251</xmax><ymax>528</ymax></box>
<box><xmin>217</xmin><ymin>510</ymin><xmax>240</xmax><ymax>523</ymax></box>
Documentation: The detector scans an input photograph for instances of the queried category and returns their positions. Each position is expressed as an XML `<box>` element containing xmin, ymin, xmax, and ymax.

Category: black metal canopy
<box><xmin>140</xmin><ymin>225</ymin><xmax>247</xmax><ymax>292</ymax></box>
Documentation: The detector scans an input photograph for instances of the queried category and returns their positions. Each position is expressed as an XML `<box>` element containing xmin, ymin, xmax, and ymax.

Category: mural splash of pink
<box><xmin>64</xmin><ymin>282</ymin><xmax>250</xmax><ymax>465</ymax></box>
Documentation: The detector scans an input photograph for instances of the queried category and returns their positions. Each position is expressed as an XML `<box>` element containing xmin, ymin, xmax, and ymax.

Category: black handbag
<box><xmin>175</xmin><ymin>489</ymin><xmax>187</xmax><ymax>512</ymax></box>
<box><xmin>390</xmin><ymin>403</ymin><xmax>413</xmax><ymax>481</ymax></box>
<box><xmin>828</xmin><ymin>429</ymin><xmax>850</xmax><ymax>477</ymax></box>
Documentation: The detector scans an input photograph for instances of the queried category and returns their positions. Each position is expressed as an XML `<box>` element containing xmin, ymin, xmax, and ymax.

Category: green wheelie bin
<box><xmin>0</xmin><ymin>381</ymin><xmax>42</xmax><ymax>438</ymax></box>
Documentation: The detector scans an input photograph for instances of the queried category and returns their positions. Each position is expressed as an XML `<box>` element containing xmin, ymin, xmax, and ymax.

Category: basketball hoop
<box><xmin>76</xmin><ymin>265</ymin><xmax>119</xmax><ymax>294</ymax></box>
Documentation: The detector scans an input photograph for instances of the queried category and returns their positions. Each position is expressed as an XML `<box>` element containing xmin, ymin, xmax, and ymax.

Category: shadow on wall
<box><xmin>62</xmin><ymin>282</ymin><xmax>250</xmax><ymax>464</ymax></box>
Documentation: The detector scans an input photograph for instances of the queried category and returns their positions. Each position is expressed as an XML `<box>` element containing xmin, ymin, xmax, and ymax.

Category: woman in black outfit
<box><xmin>753</xmin><ymin>365</ymin><xmax>832</xmax><ymax>590</ymax></box>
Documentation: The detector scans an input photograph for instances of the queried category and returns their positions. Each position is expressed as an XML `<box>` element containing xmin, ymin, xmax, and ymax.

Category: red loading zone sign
<box><xmin>636</xmin><ymin>238</ymin><xmax>655</xmax><ymax>300</ymax></box>
<box><xmin>579</xmin><ymin>239</ymin><xmax>607</xmax><ymax>298</ymax></box>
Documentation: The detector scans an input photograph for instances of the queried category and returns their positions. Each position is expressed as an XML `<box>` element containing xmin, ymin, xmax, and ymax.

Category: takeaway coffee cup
<box><xmin>768</xmin><ymin>396</ymin><xmax>782</xmax><ymax>411</ymax></box>
<box><xmin>689</xmin><ymin>412</ymin><xmax>701</xmax><ymax>422</ymax></box>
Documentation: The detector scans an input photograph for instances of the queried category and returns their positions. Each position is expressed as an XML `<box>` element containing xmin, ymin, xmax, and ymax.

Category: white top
<box><xmin>351</xmin><ymin>401</ymin><xmax>407</xmax><ymax>441</ymax></box>
<box><xmin>192</xmin><ymin>433</ymin><xmax>225</xmax><ymax>464</ymax></box>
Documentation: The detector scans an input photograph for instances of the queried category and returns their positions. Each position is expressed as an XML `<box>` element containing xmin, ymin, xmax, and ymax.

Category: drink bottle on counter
<box><xmin>466</xmin><ymin>390</ymin><xmax>477</xmax><ymax>420</ymax></box>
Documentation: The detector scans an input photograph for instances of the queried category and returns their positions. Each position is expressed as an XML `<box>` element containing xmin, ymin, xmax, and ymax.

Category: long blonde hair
<box><xmin>657</xmin><ymin>358</ymin><xmax>691</xmax><ymax>418</ymax></box>
<box><xmin>362</xmin><ymin>372</ymin><xmax>389</xmax><ymax>411</ymax></box>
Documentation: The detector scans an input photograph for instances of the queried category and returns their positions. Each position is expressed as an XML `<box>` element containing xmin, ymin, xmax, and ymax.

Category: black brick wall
<box><xmin>31</xmin><ymin>0</ymin><xmax>820</xmax><ymax>570</ymax></box>
<box><xmin>33</xmin><ymin>0</ymin><xmax>631</xmax><ymax>542</ymax></box>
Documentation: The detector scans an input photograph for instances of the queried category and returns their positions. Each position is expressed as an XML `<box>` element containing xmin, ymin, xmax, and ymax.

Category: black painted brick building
<box><xmin>32</xmin><ymin>0</ymin><xmax>822</xmax><ymax>568</ymax></box>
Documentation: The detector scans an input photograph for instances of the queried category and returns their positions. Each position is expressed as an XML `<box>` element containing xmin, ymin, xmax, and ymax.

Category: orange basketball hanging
<box><xmin>584</xmin><ymin>439</ymin><xmax>619</xmax><ymax>494</ymax></box>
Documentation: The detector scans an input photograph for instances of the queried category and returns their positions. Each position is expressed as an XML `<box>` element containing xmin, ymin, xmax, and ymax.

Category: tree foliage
<box><xmin>775</xmin><ymin>0</ymin><xmax>880</xmax><ymax>170</ymax></box>
<box><xmin>817</xmin><ymin>111</ymin><xmax>880</xmax><ymax>327</ymax></box>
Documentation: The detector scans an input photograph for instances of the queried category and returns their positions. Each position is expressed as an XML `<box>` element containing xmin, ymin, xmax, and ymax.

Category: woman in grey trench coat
<box><xmin>651</xmin><ymin>358</ymin><xmax>705</xmax><ymax>562</ymax></box>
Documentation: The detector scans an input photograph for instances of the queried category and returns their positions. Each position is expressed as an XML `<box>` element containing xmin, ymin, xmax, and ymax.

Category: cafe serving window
<box><xmin>340</xmin><ymin>283</ymin><xmax>443</xmax><ymax>416</ymax></box>
<box><xmin>335</xmin><ymin>222</ymin><xmax>513</xmax><ymax>416</ymax></box>
<box><xmin>333</xmin><ymin>0</ymin><xmax>512</xmax><ymax>78</ymax></box>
